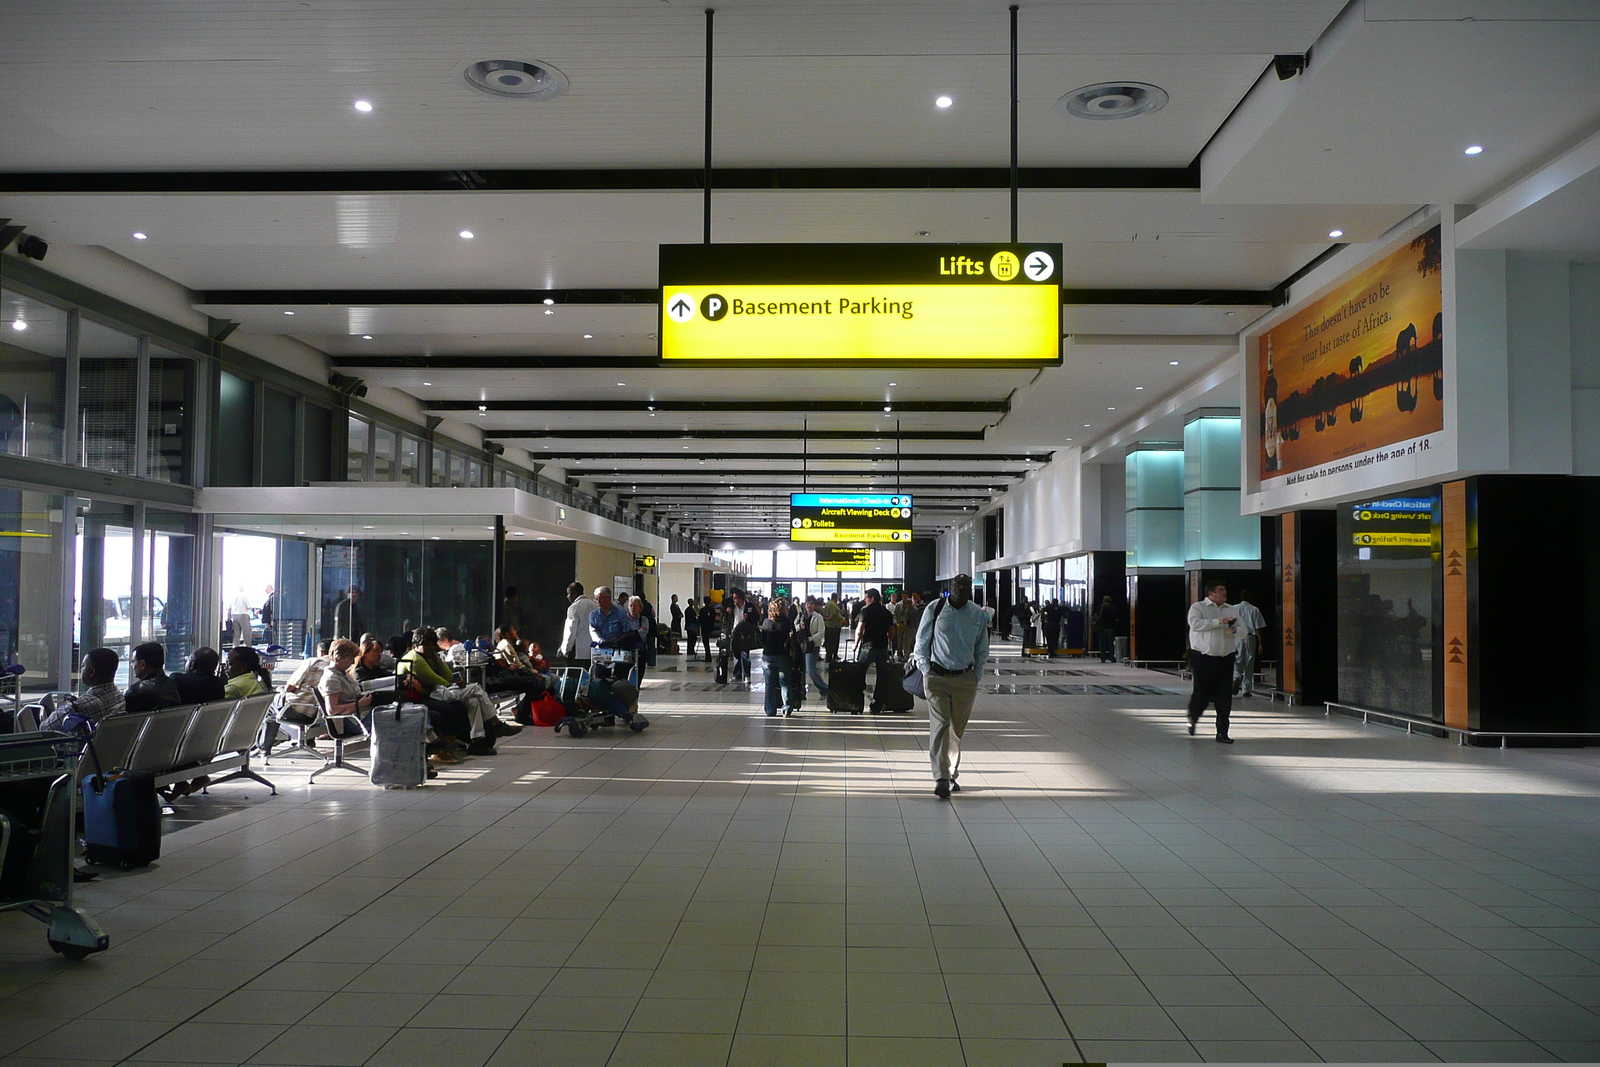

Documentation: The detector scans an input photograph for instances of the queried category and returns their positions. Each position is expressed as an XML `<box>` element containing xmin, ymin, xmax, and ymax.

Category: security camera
<box><xmin>329</xmin><ymin>373</ymin><xmax>368</xmax><ymax>398</ymax></box>
<box><xmin>1273</xmin><ymin>52</ymin><xmax>1308</xmax><ymax>80</ymax></box>
<box><xmin>484</xmin><ymin>441</ymin><xmax>505</xmax><ymax>456</ymax></box>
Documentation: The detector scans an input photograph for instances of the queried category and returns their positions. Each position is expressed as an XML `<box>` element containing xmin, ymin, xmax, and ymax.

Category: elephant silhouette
<box><xmin>1349</xmin><ymin>357</ymin><xmax>1365</xmax><ymax>421</ymax></box>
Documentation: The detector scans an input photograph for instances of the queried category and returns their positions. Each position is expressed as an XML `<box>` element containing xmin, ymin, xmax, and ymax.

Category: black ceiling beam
<box><xmin>489</xmin><ymin>429</ymin><xmax>984</xmax><ymax>442</ymax></box>
<box><xmin>337</xmin><ymin>356</ymin><xmax>661</xmax><ymax>370</ymax></box>
<box><xmin>2</xmin><ymin>164</ymin><xmax>1198</xmax><ymax>196</ymax></box>
<box><xmin>433</xmin><ymin>399</ymin><xmax>1008</xmax><ymax>414</ymax></box>
<box><xmin>214</xmin><ymin>286</ymin><xmax>1270</xmax><ymax>307</ymax></box>
<box><xmin>542</xmin><ymin>451</ymin><xmax>1048</xmax><ymax>462</ymax></box>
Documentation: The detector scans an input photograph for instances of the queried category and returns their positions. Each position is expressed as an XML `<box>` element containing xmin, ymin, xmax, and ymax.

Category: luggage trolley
<box><xmin>0</xmin><ymin>732</ymin><xmax>110</xmax><ymax>960</ymax></box>
<box><xmin>553</xmin><ymin>647</ymin><xmax>651</xmax><ymax>738</ymax></box>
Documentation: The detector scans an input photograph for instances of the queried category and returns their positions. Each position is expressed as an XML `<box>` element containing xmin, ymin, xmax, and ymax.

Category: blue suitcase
<box><xmin>81</xmin><ymin>771</ymin><xmax>162</xmax><ymax>869</ymax></box>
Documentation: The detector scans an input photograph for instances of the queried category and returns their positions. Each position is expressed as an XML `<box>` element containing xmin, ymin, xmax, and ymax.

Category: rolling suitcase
<box><xmin>826</xmin><ymin>661</ymin><xmax>867</xmax><ymax>714</ymax></box>
<box><xmin>874</xmin><ymin>664</ymin><xmax>917</xmax><ymax>713</ymax></box>
<box><xmin>715</xmin><ymin>638</ymin><xmax>730</xmax><ymax>685</ymax></box>
<box><xmin>370</xmin><ymin>702</ymin><xmax>429</xmax><ymax>789</ymax></box>
<box><xmin>81</xmin><ymin>771</ymin><xmax>161</xmax><ymax>869</ymax></box>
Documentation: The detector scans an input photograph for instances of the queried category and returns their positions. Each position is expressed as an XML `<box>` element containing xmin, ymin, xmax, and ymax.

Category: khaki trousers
<box><xmin>926</xmin><ymin>669</ymin><xmax>979</xmax><ymax>782</ymax></box>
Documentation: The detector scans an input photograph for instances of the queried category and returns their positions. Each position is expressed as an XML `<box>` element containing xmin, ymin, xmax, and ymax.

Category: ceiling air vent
<box><xmin>1058</xmin><ymin>82</ymin><xmax>1168</xmax><ymax>120</ymax></box>
<box><xmin>457</xmin><ymin>60</ymin><xmax>570</xmax><ymax>101</ymax></box>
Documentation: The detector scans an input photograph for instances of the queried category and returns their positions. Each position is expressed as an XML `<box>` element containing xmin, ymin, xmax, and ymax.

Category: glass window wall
<box><xmin>216</xmin><ymin>370</ymin><xmax>255</xmax><ymax>486</ymax></box>
<box><xmin>261</xmin><ymin>388</ymin><xmax>296</xmax><ymax>486</ymax></box>
<box><xmin>373</xmin><ymin>426</ymin><xmax>398</xmax><ymax>481</ymax></box>
<box><xmin>148</xmin><ymin>347</ymin><xmax>195</xmax><ymax>484</ymax></box>
<box><xmin>347</xmin><ymin>416</ymin><xmax>370</xmax><ymax>481</ymax></box>
<box><xmin>0</xmin><ymin>290</ymin><xmax>69</xmax><ymax>463</ymax></box>
<box><xmin>78</xmin><ymin>320</ymin><xmax>140</xmax><ymax>477</ymax></box>
<box><xmin>0</xmin><ymin>488</ymin><xmax>67</xmax><ymax>690</ymax></box>
<box><xmin>399</xmin><ymin>435</ymin><xmax>420</xmax><ymax>484</ymax></box>
<box><xmin>73</xmin><ymin>499</ymin><xmax>137</xmax><ymax>684</ymax></box>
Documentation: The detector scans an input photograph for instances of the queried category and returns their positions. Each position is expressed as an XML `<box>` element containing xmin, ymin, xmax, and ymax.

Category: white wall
<box><xmin>1574</xmin><ymin>264</ymin><xmax>1600</xmax><ymax>475</ymax></box>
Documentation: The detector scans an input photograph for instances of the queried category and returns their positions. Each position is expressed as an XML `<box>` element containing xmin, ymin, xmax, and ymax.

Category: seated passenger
<box><xmin>124</xmin><ymin>641</ymin><xmax>184</xmax><ymax>713</ymax></box>
<box><xmin>223</xmin><ymin>646</ymin><xmax>271</xmax><ymax>700</ymax></box>
<box><xmin>490</xmin><ymin>625</ymin><xmax>551</xmax><ymax>725</ymax></box>
<box><xmin>317</xmin><ymin>638</ymin><xmax>375</xmax><ymax>736</ymax></box>
<box><xmin>352</xmin><ymin>637</ymin><xmax>389</xmax><ymax>683</ymax></box>
<box><xmin>359</xmin><ymin>633</ymin><xmax>396</xmax><ymax>672</ymax></box>
<box><xmin>280</xmin><ymin>641</ymin><xmax>333</xmax><ymax>724</ymax></box>
<box><xmin>38</xmin><ymin>648</ymin><xmax>125</xmax><ymax>733</ymax></box>
<box><xmin>436</xmin><ymin>627</ymin><xmax>468</xmax><ymax>666</ymax></box>
<box><xmin>172</xmin><ymin>647</ymin><xmax>228</xmax><ymax>704</ymax></box>
<box><xmin>400</xmin><ymin>627</ymin><xmax>498</xmax><ymax>756</ymax></box>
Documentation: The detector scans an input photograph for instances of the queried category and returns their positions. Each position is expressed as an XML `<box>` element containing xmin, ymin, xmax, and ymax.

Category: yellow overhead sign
<box><xmin>662</xmin><ymin>284</ymin><xmax>1058</xmax><ymax>363</ymax></box>
<box><xmin>659</xmin><ymin>243</ymin><xmax>1062</xmax><ymax>365</ymax></box>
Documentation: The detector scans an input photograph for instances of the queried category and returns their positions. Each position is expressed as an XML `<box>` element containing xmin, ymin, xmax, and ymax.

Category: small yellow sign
<box><xmin>1353</xmin><ymin>532</ymin><xmax>1431</xmax><ymax>546</ymax></box>
<box><xmin>661</xmin><ymin>283</ymin><xmax>1059</xmax><ymax>363</ymax></box>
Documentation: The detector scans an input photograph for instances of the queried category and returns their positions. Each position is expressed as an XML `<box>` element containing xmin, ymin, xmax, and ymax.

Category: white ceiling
<box><xmin>4</xmin><ymin>0</ymin><xmax>1598</xmax><ymax>535</ymax></box>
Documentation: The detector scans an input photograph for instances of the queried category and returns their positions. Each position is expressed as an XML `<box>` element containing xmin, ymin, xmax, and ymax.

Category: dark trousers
<box><xmin>486</xmin><ymin>674</ymin><xmax>545</xmax><ymax>714</ymax></box>
<box><xmin>824</xmin><ymin>627</ymin><xmax>841</xmax><ymax>662</ymax></box>
<box><xmin>855</xmin><ymin>644</ymin><xmax>894</xmax><ymax>710</ymax></box>
<box><xmin>1099</xmin><ymin>626</ymin><xmax>1116</xmax><ymax>661</ymax></box>
<box><xmin>1043</xmin><ymin>626</ymin><xmax>1060</xmax><ymax>657</ymax></box>
<box><xmin>422</xmin><ymin>696</ymin><xmax>473</xmax><ymax>741</ymax></box>
<box><xmin>1187</xmin><ymin>653</ymin><xmax>1235</xmax><ymax>737</ymax></box>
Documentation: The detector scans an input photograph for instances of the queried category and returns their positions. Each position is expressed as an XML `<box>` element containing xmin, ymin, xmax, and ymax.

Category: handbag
<box><xmin>900</xmin><ymin>599</ymin><xmax>945</xmax><ymax>700</ymax></box>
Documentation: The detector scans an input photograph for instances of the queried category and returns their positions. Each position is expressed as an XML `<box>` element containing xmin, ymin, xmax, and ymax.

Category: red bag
<box><xmin>529</xmin><ymin>693</ymin><xmax>566</xmax><ymax>728</ymax></box>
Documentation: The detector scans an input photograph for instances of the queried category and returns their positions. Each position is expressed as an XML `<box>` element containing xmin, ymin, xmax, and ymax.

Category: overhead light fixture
<box><xmin>10</xmin><ymin>319</ymin><xmax>26</xmax><ymax>332</ymax></box>
<box><xmin>132</xmin><ymin>232</ymin><xmax>148</xmax><ymax>240</ymax></box>
<box><xmin>1169</xmin><ymin>360</ymin><xmax>1180</xmax><ymax>366</ymax></box>
<box><xmin>935</xmin><ymin>95</ymin><xmax>953</xmax><ymax>109</ymax></box>
<box><xmin>883</xmin><ymin>405</ymin><xmax>892</xmax><ymax>412</ymax></box>
<box><xmin>362</xmin><ymin>334</ymin><xmax>373</xmax><ymax>340</ymax></box>
<box><xmin>1060</xmin><ymin>82</ymin><xmax>1168</xmax><ymax>120</ymax></box>
<box><xmin>616</xmin><ymin>381</ymin><xmax>626</xmax><ymax>386</ymax></box>
<box><xmin>543</xmin><ymin>298</ymin><xmax>554</xmax><ymax>305</ymax></box>
<box><xmin>1135</xmin><ymin>386</ymin><xmax>1144</xmax><ymax>391</ymax></box>
<box><xmin>544</xmin><ymin>309</ymin><xmax>554</xmax><ymax>315</ymax></box>
<box><xmin>459</xmin><ymin>230</ymin><xmax>475</xmax><ymax>239</ymax></box>
<box><xmin>283</xmin><ymin>310</ymin><xmax>295</xmax><ymax>316</ymax></box>
<box><xmin>458</xmin><ymin>59</ymin><xmax>570</xmax><ymax>101</ymax></box>
<box><xmin>1328</xmin><ymin>229</ymin><xmax>1344</xmax><ymax>238</ymax></box>
<box><xmin>583</xmin><ymin>333</ymin><xmax>593</xmax><ymax>339</ymax></box>
<box><xmin>1107</xmin><ymin>407</ymin><xmax>1116</xmax><ymax>411</ymax></box>
<box><xmin>1083</xmin><ymin>424</ymin><xmax>1091</xmax><ymax>428</ymax></box>
<box><xmin>353</xmin><ymin>100</ymin><xmax>373</xmax><ymax>112</ymax></box>
<box><xmin>1464</xmin><ymin>144</ymin><xmax>1484</xmax><ymax>156</ymax></box>
<box><xmin>422</xmin><ymin>381</ymin><xmax>433</xmax><ymax>386</ymax></box>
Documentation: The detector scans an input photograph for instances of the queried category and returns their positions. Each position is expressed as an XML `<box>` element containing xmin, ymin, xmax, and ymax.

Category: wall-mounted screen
<box><xmin>815</xmin><ymin>546</ymin><xmax>874</xmax><ymax>571</ymax></box>
<box><xmin>790</xmin><ymin>493</ymin><xmax>913</xmax><ymax>543</ymax></box>
<box><xmin>1256</xmin><ymin>225</ymin><xmax>1443</xmax><ymax>490</ymax></box>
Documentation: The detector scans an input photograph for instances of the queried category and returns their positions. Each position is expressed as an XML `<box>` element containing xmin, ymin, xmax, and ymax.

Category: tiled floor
<box><xmin>4</xmin><ymin>653</ymin><xmax>1600</xmax><ymax>1065</ymax></box>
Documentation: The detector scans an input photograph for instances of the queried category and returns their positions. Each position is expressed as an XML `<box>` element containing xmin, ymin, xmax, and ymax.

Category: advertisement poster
<box><xmin>1258</xmin><ymin>225</ymin><xmax>1443</xmax><ymax>488</ymax></box>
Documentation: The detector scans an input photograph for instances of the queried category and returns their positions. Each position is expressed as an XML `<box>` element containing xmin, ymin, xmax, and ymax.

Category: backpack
<box><xmin>528</xmin><ymin>693</ymin><xmax>566</xmax><ymax>727</ymax></box>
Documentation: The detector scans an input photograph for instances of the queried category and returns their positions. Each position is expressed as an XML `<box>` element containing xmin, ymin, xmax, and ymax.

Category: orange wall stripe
<box><xmin>1442</xmin><ymin>481</ymin><xmax>1469</xmax><ymax>730</ymax></box>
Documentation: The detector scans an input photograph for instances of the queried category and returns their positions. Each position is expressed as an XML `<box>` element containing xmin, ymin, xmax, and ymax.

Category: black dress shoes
<box><xmin>1215</xmin><ymin>735</ymin><xmax>1234</xmax><ymax>744</ymax></box>
<box><xmin>933</xmin><ymin>779</ymin><xmax>951</xmax><ymax>800</ymax></box>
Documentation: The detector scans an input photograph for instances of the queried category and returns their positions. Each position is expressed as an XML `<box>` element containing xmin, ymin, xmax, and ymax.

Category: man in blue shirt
<box><xmin>910</xmin><ymin>574</ymin><xmax>990</xmax><ymax>800</ymax></box>
<box><xmin>588</xmin><ymin>586</ymin><xmax>636</xmax><ymax>647</ymax></box>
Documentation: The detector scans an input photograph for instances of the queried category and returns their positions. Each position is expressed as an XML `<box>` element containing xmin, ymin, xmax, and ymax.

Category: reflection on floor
<box><xmin>3</xmin><ymin>653</ymin><xmax>1600</xmax><ymax>1065</ymax></box>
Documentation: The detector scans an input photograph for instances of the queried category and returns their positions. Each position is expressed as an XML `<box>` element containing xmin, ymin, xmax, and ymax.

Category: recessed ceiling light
<box><xmin>282</xmin><ymin>310</ymin><xmax>295</xmax><ymax>316</ymax></box>
<box><xmin>915</xmin><ymin>230</ymin><xmax>930</xmax><ymax>237</ymax></box>
<box><xmin>544</xmin><ymin>309</ymin><xmax>554</xmax><ymax>315</ymax></box>
<box><xmin>1107</xmin><ymin>406</ymin><xmax>1116</xmax><ymax>411</ymax></box>
<box><xmin>422</xmin><ymin>381</ymin><xmax>433</xmax><ymax>386</ymax></box>
<box><xmin>543</xmin><ymin>298</ymin><xmax>554</xmax><ymax>305</ymax></box>
<box><xmin>1135</xmin><ymin>386</ymin><xmax>1144</xmax><ymax>390</ymax></box>
<box><xmin>459</xmin><ymin>230</ymin><xmax>474</xmax><ymax>239</ymax></box>
<box><xmin>458</xmin><ymin>59</ymin><xmax>570</xmax><ymax>101</ymax></box>
<box><xmin>1328</xmin><ymin>229</ymin><xmax>1344</xmax><ymax>238</ymax></box>
<box><xmin>889</xmin><ymin>382</ymin><xmax>898</xmax><ymax>387</ymax></box>
<box><xmin>132</xmin><ymin>232</ymin><xmax>147</xmax><ymax>240</ymax></box>
<box><xmin>1464</xmin><ymin>144</ymin><xmax>1484</xmax><ymax>156</ymax></box>
<box><xmin>935</xmin><ymin>95</ymin><xmax>953</xmax><ymax>109</ymax></box>
<box><xmin>10</xmin><ymin>319</ymin><xmax>26</xmax><ymax>332</ymax></box>
<box><xmin>353</xmin><ymin>100</ymin><xmax>373</xmax><ymax>112</ymax></box>
<box><xmin>1084</xmin><ymin>424</ymin><xmax>1091</xmax><ymax>428</ymax></box>
<box><xmin>583</xmin><ymin>333</ymin><xmax>593</xmax><ymax>339</ymax></box>
<box><xmin>362</xmin><ymin>525</ymin><xmax>375</xmax><ymax>530</ymax></box>
<box><xmin>1060</xmin><ymin>81</ymin><xmax>1168</xmax><ymax>121</ymax></box>
<box><xmin>362</xmin><ymin>334</ymin><xmax>372</xmax><ymax>340</ymax></box>
<box><xmin>1169</xmin><ymin>360</ymin><xmax>1180</xmax><ymax>365</ymax></box>
<box><xmin>296</xmin><ymin>531</ymin><xmax>306</xmax><ymax>535</ymax></box>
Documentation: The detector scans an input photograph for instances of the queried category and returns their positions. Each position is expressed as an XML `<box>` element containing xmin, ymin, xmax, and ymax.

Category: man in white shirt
<box><xmin>911</xmin><ymin>574</ymin><xmax>991</xmax><ymax>799</ymax></box>
<box><xmin>561</xmin><ymin>581</ymin><xmax>599</xmax><ymax>669</ymax></box>
<box><xmin>1186</xmin><ymin>580</ymin><xmax>1240</xmax><ymax>743</ymax></box>
<box><xmin>230</xmin><ymin>586</ymin><xmax>253</xmax><ymax>648</ymax></box>
<box><xmin>1232</xmin><ymin>590</ymin><xmax>1268</xmax><ymax>699</ymax></box>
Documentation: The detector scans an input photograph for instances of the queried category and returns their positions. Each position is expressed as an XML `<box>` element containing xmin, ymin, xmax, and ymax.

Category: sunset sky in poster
<box><xmin>1258</xmin><ymin>227</ymin><xmax>1443</xmax><ymax>481</ymax></box>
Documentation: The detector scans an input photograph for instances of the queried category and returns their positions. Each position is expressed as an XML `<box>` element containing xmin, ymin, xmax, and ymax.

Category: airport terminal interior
<box><xmin>4</xmin><ymin>2</ymin><xmax>1600</xmax><ymax>1064</ymax></box>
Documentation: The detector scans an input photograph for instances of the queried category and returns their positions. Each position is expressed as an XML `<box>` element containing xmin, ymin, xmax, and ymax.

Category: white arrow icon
<box><xmin>666</xmin><ymin>292</ymin><xmax>697</xmax><ymax>323</ymax></box>
<box><xmin>1023</xmin><ymin>251</ymin><xmax>1055</xmax><ymax>281</ymax></box>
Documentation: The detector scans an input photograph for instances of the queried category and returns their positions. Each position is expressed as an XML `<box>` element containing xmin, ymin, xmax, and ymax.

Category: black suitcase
<box><xmin>874</xmin><ymin>664</ymin><xmax>917</xmax><ymax>713</ymax></box>
<box><xmin>827</xmin><ymin>661</ymin><xmax>867</xmax><ymax>714</ymax></box>
<box><xmin>715</xmin><ymin>638</ymin><xmax>730</xmax><ymax>685</ymax></box>
<box><xmin>81</xmin><ymin>771</ymin><xmax>162</xmax><ymax>869</ymax></box>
